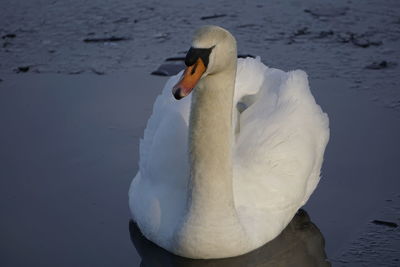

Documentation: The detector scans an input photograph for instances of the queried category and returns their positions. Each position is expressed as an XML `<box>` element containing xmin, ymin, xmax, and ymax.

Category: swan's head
<box><xmin>172</xmin><ymin>25</ymin><xmax>237</xmax><ymax>100</ymax></box>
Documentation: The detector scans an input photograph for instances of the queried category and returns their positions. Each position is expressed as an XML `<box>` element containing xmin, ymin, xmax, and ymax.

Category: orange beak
<box><xmin>172</xmin><ymin>57</ymin><xmax>206</xmax><ymax>100</ymax></box>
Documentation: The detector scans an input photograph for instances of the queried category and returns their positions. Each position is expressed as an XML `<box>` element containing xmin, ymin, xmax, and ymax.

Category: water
<box><xmin>1</xmin><ymin>70</ymin><xmax>399</xmax><ymax>266</ymax></box>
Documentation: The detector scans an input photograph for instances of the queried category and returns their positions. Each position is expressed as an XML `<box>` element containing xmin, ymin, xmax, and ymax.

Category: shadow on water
<box><xmin>129</xmin><ymin>209</ymin><xmax>331</xmax><ymax>267</ymax></box>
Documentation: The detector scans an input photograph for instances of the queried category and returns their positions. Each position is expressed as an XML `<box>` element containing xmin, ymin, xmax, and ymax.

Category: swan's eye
<box><xmin>185</xmin><ymin>46</ymin><xmax>215</xmax><ymax>67</ymax></box>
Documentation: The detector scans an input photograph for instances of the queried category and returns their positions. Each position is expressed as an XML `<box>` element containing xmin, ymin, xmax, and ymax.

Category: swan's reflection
<box><xmin>129</xmin><ymin>209</ymin><xmax>330</xmax><ymax>267</ymax></box>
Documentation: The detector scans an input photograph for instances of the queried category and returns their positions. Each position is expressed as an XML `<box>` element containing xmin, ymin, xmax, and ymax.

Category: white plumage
<box><xmin>129</xmin><ymin>26</ymin><xmax>329</xmax><ymax>259</ymax></box>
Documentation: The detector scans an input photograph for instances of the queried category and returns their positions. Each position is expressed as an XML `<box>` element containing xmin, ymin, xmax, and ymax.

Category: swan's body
<box><xmin>129</xmin><ymin>26</ymin><xmax>329</xmax><ymax>259</ymax></box>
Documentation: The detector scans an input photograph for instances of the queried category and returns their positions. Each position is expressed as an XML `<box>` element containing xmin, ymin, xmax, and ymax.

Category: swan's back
<box><xmin>233</xmin><ymin>58</ymin><xmax>329</xmax><ymax>246</ymax></box>
<box><xmin>129</xmin><ymin>57</ymin><xmax>329</xmax><ymax>252</ymax></box>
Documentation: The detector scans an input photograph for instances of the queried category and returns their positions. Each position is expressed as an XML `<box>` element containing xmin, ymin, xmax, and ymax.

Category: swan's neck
<box><xmin>187</xmin><ymin>65</ymin><xmax>237</xmax><ymax>220</ymax></box>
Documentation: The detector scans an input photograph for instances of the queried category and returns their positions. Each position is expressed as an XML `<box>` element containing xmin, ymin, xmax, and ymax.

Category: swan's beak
<box><xmin>172</xmin><ymin>58</ymin><xmax>206</xmax><ymax>100</ymax></box>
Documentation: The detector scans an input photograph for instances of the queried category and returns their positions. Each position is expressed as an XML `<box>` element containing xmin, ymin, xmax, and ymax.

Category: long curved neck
<box><xmin>187</xmin><ymin>62</ymin><xmax>237</xmax><ymax>220</ymax></box>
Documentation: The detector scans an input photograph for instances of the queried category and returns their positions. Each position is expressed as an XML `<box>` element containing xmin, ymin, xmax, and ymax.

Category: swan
<box><xmin>129</xmin><ymin>25</ymin><xmax>329</xmax><ymax>259</ymax></box>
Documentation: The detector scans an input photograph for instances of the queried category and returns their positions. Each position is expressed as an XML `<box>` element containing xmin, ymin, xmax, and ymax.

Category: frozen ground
<box><xmin>0</xmin><ymin>0</ymin><xmax>399</xmax><ymax>266</ymax></box>
<box><xmin>1</xmin><ymin>0</ymin><xmax>400</xmax><ymax>112</ymax></box>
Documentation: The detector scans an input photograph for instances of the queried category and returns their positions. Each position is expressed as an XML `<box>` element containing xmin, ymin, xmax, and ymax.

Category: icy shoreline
<box><xmin>1</xmin><ymin>0</ymin><xmax>399</xmax><ymax>112</ymax></box>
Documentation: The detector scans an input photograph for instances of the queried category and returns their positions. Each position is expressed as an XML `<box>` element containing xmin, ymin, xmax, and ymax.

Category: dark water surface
<box><xmin>0</xmin><ymin>70</ymin><xmax>399</xmax><ymax>266</ymax></box>
<box><xmin>0</xmin><ymin>72</ymin><xmax>159</xmax><ymax>266</ymax></box>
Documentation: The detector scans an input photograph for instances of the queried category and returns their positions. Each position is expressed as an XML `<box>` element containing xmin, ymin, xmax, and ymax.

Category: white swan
<box><xmin>129</xmin><ymin>25</ymin><xmax>329</xmax><ymax>259</ymax></box>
